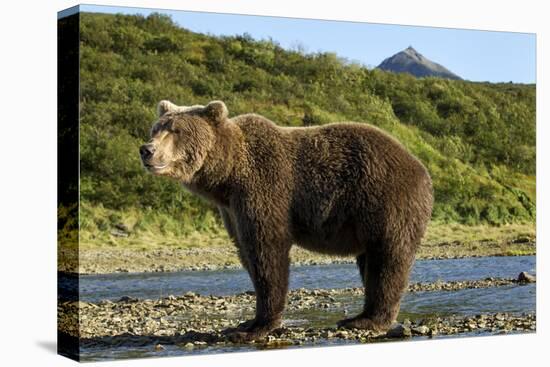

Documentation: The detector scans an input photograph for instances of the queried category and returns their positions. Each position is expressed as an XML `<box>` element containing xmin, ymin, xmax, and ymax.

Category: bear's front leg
<box><xmin>223</xmin><ymin>216</ymin><xmax>291</xmax><ymax>343</ymax></box>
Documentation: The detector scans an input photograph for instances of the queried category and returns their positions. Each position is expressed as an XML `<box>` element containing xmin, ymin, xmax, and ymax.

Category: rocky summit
<box><xmin>377</xmin><ymin>46</ymin><xmax>462</xmax><ymax>80</ymax></box>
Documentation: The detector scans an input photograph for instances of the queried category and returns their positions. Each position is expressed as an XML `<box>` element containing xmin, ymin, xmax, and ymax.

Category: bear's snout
<box><xmin>139</xmin><ymin>143</ymin><xmax>156</xmax><ymax>162</ymax></box>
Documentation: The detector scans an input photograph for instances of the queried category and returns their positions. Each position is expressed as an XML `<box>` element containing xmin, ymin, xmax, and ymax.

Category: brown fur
<box><xmin>140</xmin><ymin>100</ymin><xmax>434</xmax><ymax>342</ymax></box>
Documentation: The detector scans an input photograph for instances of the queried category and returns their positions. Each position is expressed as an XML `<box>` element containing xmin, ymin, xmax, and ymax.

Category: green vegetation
<box><xmin>78</xmin><ymin>12</ymin><xmax>535</xmax><ymax>248</ymax></box>
<box><xmin>79</xmin><ymin>201</ymin><xmax>228</xmax><ymax>250</ymax></box>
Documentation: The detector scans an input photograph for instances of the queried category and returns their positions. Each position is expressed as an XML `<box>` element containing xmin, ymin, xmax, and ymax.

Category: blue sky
<box><xmin>79</xmin><ymin>4</ymin><xmax>536</xmax><ymax>83</ymax></box>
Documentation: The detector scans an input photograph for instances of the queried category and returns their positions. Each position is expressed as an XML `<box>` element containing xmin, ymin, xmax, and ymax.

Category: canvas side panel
<box><xmin>57</xmin><ymin>8</ymin><xmax>81</xmax><ymax>362</ymax></box>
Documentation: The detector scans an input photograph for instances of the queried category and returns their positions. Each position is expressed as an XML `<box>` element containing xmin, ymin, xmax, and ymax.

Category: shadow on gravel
<box><xmin>62</xmin><ymin>330</ymin><xmax>225</xmax><ymax>349</ymax></box>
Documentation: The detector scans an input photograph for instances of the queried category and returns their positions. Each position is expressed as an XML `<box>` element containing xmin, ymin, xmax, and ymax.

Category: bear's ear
<box><xmin>202</xmin><ymin>101</ymin><xmax>228</xmax><ymax>125</ymax></box>
<box><xmin>157</xmin><ymin>100</ymin><xmax>179</xmax><ymax>117</ymax></box>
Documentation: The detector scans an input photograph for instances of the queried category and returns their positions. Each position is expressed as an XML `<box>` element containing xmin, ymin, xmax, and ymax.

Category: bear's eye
<box><xmin>172</xmin><ymin>128</ymin><xmax>181</xmax><ymax>134</ymax></box>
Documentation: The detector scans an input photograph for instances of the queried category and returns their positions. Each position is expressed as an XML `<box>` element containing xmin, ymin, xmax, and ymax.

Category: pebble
<box><xmin>517</xmin><ymin>272</ymin><xmax>536</xmax><ymax>283</ymax></box>
<box><xmin>386</xmin><ymin>324</ymin><xmax>412</xmax><ymax>338</ymax></box>
<box><xmin>412</xmin><ymin>325</ymin><xmax>430</xmax><ymax>335</ymax></box>
<box><xmin>117</xmin><ymin>296</ymin><xmax>139</xmax><ymax>303</ymax></box>
<box><xmin>334</xmin><ymin>330</ymin><xmax>349</xmax><ymax>338</ymax></box>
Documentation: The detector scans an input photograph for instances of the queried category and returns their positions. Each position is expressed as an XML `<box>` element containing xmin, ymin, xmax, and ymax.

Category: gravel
<box><xmin>58</xmin><ymin>277</ymin><xmax>536</xmax><ymax>348</ymax></box>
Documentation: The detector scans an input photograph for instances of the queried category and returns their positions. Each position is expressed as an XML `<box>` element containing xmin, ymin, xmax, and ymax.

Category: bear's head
<box><xmin>139</xmin><ymin>100</ymin><xmax>228</xmax><ymax>182</ymax></box>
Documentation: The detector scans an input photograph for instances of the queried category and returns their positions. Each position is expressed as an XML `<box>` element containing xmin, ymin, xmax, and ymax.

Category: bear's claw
<box><xmin>222</xmin><ymin>318</ymin><xmax>281</xmax><ymax>343</ymax></box>
<box><xmin>337</xmin><ymin>316</ymin><xmax>388</xmax><ymax>331</ymax></box>
<box><xmin>224</xmin><ymin>330</ymin><xmax>268</xmax><ymax>343</ymax></box>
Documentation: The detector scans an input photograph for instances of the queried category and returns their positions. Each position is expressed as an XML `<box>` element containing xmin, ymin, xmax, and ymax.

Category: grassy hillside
<box><xmin>75</xmin><ymin>12</ymin><xmax>535</xmax><ymax>248</ymax></box>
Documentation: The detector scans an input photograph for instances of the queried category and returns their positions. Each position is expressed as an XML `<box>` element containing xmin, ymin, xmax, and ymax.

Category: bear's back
<box><xmin>231</xmin><ymin>113</ymin><xmax>429</xmax><ymax>202</ymax></box>
<box><xmin>231</xmin><ymin>113</ymin><xmax>424</xmax><ymax>184</ymax></box>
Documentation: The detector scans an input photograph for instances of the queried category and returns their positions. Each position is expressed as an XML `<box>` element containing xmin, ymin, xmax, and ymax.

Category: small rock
<box><xmin>517</xmin><ymin>272</ymin><xmax>536</xmax><ymax>283</ymax></box>
<box><xmin>386</xmin><ymin>324</ymin><xmax>412</xmax><ymax>338</ymax></box>
<box><xmin>114</xmin><ymin>223</ymin><xmax>130</xmax><ymax>232</ymax></box>
<box><xmin>412</xmin><ymin>325</ymin><xmax>430</xmax><ymax>335</ymax></box>
<box><xmin>512</xmin><ymin>236</ymin><xmax>532</xmax><ymax>244</ymax></box>
<box><xmin>110</xmin><ymin>229</ymin><xmax>128</xmax><ymax>238</ymax></box>
<box><xmin>183</xmin><ymin>342</ymin><xmax>194</xmax><ymax>349</ymax></box>
<box><xmin>334</xmin><ymin>330</ymin><xmax>349</xmax><ymax>338</ymax></box>
<box><xmin>321</xmin><ymin>330</ymin><xmax>333</xmax><ymax>338</ymax></box>
<box><xmin>118</xmin><ymin>296</ymin><xmax>138</xmax><ymax>303</ymax></box>
<box><xmin>154</xmin><ymin>344</ymin><xmax>165</xmax><ymax>351</ymax></box>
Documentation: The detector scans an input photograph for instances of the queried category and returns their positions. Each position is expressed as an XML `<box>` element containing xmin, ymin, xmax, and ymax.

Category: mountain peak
<box><xmin>377</xmin><ymin>47</ymin><xmax>461</xmax><ymax>80</ymax></box>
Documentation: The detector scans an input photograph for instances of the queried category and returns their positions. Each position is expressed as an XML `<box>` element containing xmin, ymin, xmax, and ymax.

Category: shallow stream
<box><xmin>59</xmin><ymin>256</ymin><xmax>535</xmax><ymax>361</ymax></box>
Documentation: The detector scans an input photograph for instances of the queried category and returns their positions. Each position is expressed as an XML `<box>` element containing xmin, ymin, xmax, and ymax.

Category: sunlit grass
<box><xmin>77</xmin><ymin>203</ymin><xmax>535</xmax><ymax>259</ymax></box>
<box><xmin>423</xmin><ymin>221</ymin><xmax>535</xmax><ymax>245</ymax></box>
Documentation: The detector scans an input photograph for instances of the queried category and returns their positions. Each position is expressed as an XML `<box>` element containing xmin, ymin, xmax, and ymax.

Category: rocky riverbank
<box><xmin>66</xmin><ymin>312</ymin><xmax>535</xmax><ymax>351</ymax></box>
<box><xmin>61</xmin><ymin>234</ymin><xmax>536</xmax><ymax>274</ymax></box>
<box><xmin>59</xmin><ymin>276</ymin><xmax>536</xmax><ymax>349</ymax></box>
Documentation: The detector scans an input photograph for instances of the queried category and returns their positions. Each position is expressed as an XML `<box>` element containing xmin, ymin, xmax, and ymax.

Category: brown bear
<box><xmin>140</xmin><ymin>100</ymin><xmax>433</xmax><ymax>342</ymax></box>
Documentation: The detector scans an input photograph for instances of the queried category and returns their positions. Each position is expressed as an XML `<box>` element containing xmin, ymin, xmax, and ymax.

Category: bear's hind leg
<box><xmin>338</xmin><ymin>237</ymin><xmax>416</xmax><ymax>331</ymax></box>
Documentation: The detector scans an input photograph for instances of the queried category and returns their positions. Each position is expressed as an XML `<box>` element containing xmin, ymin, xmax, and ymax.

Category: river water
<box><xmin>64</xmin><ymin>255</ymin><xmax>536</xmax><ymax>302</ymax></box>
<box><xmin>62</xmin><ymin>256</ymin><xmax>536</xmax><ymax>361</ymax></box>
